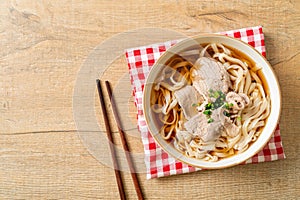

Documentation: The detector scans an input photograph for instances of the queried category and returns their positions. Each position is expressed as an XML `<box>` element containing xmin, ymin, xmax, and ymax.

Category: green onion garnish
<box><xmin>213</xmin><ymin>91</ymin><xmax>220</xmax><ymax>98</ymax></box>
<box><xmin>223</xmin><ymin>102</ymin><xmax>229</xmax><ymax>109</ymax></box>
<box><xmin>205</xmin><ymin>103</ymin><xmax>212</xmax><ymax>110</ymax></box>
<box><xmin>207</xmin><ymin>118</ymin><xmax>214</xmax><ymax>123</ymax></box>
<box><xmin>223</xmin><ymin>111</ymin><xmax>231</xmax><ymax>117</ymax></box>
<box><xmin>223</xmin><ymin>102</ymin><xmax>234</xmax><ymax>110</ymax></box>
<box><xmin>203</xmin><ymin>110</ymin><xmax>212</xmax><ymax>115</ymax></box>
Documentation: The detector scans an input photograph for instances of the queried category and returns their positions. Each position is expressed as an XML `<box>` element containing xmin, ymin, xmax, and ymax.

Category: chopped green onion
<box><xmin>223</xmin><ymin>102</ymin><xmax>234</xmax><ymax>110</ymax></box>
<box><xmin>223</xmin><ymin>102</ymin><xmax>229</xmax><ymax>109</ymax></box>
<box><xmin>223</xmin><ymin>111</ymin><xmax>231</xmax><ymax>117</ymax></box>
<box><xmin>237</xmin><ymin>116</ymin><xmax>242</xmax><ymax>120</ymax></box>
<box><xmin>205</xmin><ymin>103</ymin><xmax>212</xmax><ymax>110</ymax></box>
<box><xmin>214</xmin><ymin>102</ymin><xmax>223</xmax><ymax>109</ymax></box>
<box><xmin>207</xmin><ymin>89</ymin><xmax>227</xmax><ymax>110</ymax></box>
<box><xmin>203</xmin><ymin>110</ymin><xmax>212</xmax><ymax>115</ymax></box>
<box><xmin>207</xmin><ymin>118</ymin><xmax>214</xmax><ymax>123</ymax></box>
<box><xmin>213</xmin><ymin>91</ymin><xmax>220</xmax><ymax>98</ymax></box>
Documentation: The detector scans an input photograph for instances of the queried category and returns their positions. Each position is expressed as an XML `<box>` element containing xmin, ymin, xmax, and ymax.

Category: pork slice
<box><xmin>184</xmin><ymin>108</ymin><xmax>225</xmax><ymax>143</ymax></box>
<box><xmin>223</xmin><ymin>119</ymin><xmax>240</xmax><ymax>137</ymax></box>
<box><xmin>219</xmin><ymin>107</ymin><xmax>241</xmax><ymax>137</ymax></box>
<box><xmin>183</xmin><ymin>113</ymin><xmax>201</xmax><ymax>135</ymax></box>
<box><xmin>184</xmin><ymin>113</ymin><xmax>206</xmax><ymax>136</ymax></box>
<box><xmin>176</xmin><ymin>130</ymin><xmax>193</xmax><ymax>144</ymax></box>
<box><xmin>202</xmin><ymin>108</ymin><xmax>225</xmax><ymax>142</ymax></box>
<box><xmin>174</xmin><ymin>85</ymin><xmax>203</xmax><ymax>120</ymax></box>
<box><xmin>191</xmin><ymin>57</ymin><xmax>231</xmax><ymax>97</ymax></box>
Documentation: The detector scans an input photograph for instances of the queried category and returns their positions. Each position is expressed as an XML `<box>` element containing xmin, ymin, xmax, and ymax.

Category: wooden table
<box><xmin>1</xmin><ymin>1</ymin><xmax>299</xmax><ymax>199</ymax></box>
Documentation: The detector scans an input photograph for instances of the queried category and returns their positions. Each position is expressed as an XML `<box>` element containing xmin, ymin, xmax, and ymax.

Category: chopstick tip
<box><xmin>105</xmin><ymin>80</ymin><xmax>110</xmax><ymax>87</ymax></box>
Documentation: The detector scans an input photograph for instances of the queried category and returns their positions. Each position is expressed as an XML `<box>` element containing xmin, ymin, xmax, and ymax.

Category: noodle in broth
<box><xmin>150</xmin><ymin>43</ymin><xmax>270</xmax><ymax>162</ymax></box>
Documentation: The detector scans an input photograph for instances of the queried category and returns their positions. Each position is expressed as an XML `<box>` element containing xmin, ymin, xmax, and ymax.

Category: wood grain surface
<box><xmin>0</xmin><ymin>0</ymin><xmax>299</xmax><ymax>199</ymax></box>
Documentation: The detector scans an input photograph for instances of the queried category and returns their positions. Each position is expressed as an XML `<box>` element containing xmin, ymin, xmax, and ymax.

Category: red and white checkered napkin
<box><xmin>125</xmin><ymin>26</ymin><xmax>285</xmax><ymax>179</ymax></box>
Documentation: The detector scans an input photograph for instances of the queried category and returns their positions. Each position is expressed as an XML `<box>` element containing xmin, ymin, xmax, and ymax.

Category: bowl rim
<box><xmin>142</xmin><ymin>33</ymin><xmax>282</xmax><ymax>169</ymax></box>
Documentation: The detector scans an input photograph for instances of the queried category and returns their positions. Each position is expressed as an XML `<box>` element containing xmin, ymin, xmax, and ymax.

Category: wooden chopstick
<box><xmin>105</xmin><ymin>81</ymin><xmax>144</xmax><ymax>200</ymax></box>
<box><xmin>96</xmin><ymin>79</ymin><xmax>126</xmax><ymax>200</ymax></box>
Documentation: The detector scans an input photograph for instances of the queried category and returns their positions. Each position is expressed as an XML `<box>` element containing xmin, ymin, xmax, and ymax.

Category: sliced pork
<box><xmin>191</xmin><ymin>57</ymin><xmax>231</xmax><ymax>97</ymax></box>
<box><xmin>184</xmin><ymin>108</ymin><xmax>226</xmax><ymax>142</ymax></box>
<box><xmin>174</xmin><ymin>85</ymin><xmax>203</xmax><ymax>120</ymax></box>
<box><xmin>184</xmin><ymin>105</ymin><xmax>242</xmax><ymax>142</ymax></box>
<box><xmin>219</xmin><ymin>107</ymin><xmax>241</xmax><ymax>137</ymax></box>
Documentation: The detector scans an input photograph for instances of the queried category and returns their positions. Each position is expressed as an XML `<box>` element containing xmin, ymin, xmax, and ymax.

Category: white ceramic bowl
<box><xmin>143</xmin><ymin>34</ymin><xmax>281</xmax><ymax>169</ymax></box>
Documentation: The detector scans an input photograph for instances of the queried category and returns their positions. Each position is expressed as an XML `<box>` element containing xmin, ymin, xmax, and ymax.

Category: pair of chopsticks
<box><xmin>96</xmin><ymin>79</ymin><xmax>144</xmax><ymax>200</ymax></box>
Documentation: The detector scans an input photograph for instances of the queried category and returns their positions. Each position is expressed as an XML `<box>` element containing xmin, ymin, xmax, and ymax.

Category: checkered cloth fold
<box><xmin>125</xmin><ymin>26</ymin><xmax>285</xmax><ymax>179</ymax></box>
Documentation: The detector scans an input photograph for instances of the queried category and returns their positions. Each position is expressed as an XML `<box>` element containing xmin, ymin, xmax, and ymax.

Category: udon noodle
<box><xmin>150</xmin><ymin>43</ymin><xmax>270</xmax><ymax>162</ymax></box>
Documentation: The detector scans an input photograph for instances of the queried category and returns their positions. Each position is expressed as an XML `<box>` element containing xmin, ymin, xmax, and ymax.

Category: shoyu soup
<box><xmin>150</xmin><ymin>43</ymin><xmax>270</xmax><ymax>162</ymax></box>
